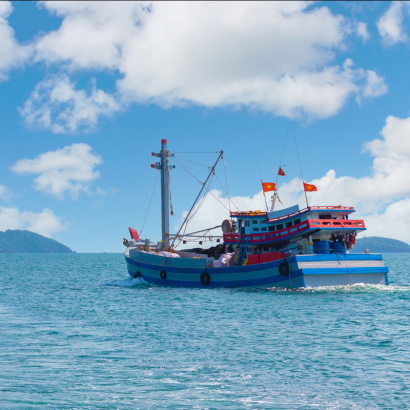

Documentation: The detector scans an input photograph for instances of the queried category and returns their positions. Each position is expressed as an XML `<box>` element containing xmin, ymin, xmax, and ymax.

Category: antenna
<box><xmin>257</xmin><ymin>158</ymin><xmax>269</xmax><ymax>213</ymax></box>
<box><xmin>294</xmin><ymin>129</ymin><xmax>308</xmax><ymax>208</ymax></box>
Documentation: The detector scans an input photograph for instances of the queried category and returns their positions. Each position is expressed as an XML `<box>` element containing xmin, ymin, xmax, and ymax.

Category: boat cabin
<box><xmin>223</xmin><ymin>205</ymin><xmax>364</xmax><ymax>258</ymax></box>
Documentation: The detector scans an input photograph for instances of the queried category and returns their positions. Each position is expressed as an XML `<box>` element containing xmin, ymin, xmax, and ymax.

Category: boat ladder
<box><xmin>238</xmin><ymin>235</ymin><xmax>250</xmax><ymax>266</ymax></box>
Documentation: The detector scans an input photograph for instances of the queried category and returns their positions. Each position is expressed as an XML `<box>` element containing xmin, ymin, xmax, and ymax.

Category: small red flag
<box><xmin>303</xmin><ymin>183</ymin><xmax>317</xmax><ymax>192</ymax></box>
<box><xmin>128</xmin><ymin>227</ymin><xmax>140</xmax><ymax>241</ymax></box>
<box><xmin>278</xmin><ymin>167</ymin><xmax>286</xmax><ymax>176</ymax></box>
<box><xmin>262</xmin><ymin>182</ymin><xmax>276</xmax><ymax>192</ymax></box>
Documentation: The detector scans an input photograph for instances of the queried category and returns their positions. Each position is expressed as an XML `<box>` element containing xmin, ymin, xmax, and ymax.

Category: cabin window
<box><xmin>252</xmin><ymin>220</ymin><xmax>258</xmax><ymax>224</ymax></box>
<box><xmin>253</xmin><ymin>236</ymin><xmax>260</xmax><ymax>240</ymax></box>
<box><xmin>260</xmin><ymin>219</ymin><xmax>265</xmax><ymax>224</ymax></box>
<box><xmin>245</xmin><ymin>220</ymin><xmax>250</xmax><ymax>227</ymax></box>
<box><xmin>261</xmin><ymin>227</ymin><xmax>267</xmax><ymax>231</ymax></box>
<box><xmin>262</xmin><ymin>235</ymin><xmax>269</xmax><ymax>239</ymax></box>
<box><xmin>277</xmin><ymin>224</ymin><xmax>284</xmax><ymax>230</ymax></box>
<box><xmin>286</xmin><ymin>222</ymin><xmax>292</xmax><ymax>228</ymax></box>
<box><xmin>294</xmin><ymin>219</ymin><xmax>301</xmax><ymax>225</ymax></box>
<box><xmin>268</xmin><ymin>225</ymin><xmax>275</xmax><ymax>232</ymax></box>
<box><xmin>319</xmin><ymin>214</ymin><xmax>332</xmax><ymax>220</ymax></box>
<box><xmin>253</xmin><ymin>228</ymin><xmax>259</xmax><ymax>232</ymax></box>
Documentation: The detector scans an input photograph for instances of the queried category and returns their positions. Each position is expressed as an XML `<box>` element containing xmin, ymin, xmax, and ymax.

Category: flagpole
<box><xmin>257</xmin><ymin>159</ymin><xmax>269</xmax><ymax>213</ymax></box>
<box><xmin>276</xmin><ymin>130</ymin><xmax>288</xmax><ymax>188</ymax></box>
<box><xmin>294</xmin><ymin>129</ymin><xmax>309</xmax><ymax>208</ymax></box>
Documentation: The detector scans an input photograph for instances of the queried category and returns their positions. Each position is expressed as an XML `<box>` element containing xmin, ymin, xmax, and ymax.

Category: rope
<box><xmin>168</xmin><ymin>172</ymin><xmax>174</xmax><ymax>216</ymax></box>
<box><xmin>214</xmin><ymin>173</ymin><xmax>239</xmax><ymax>211</ymax></box>
<box><xmin>171</xmin><ymin>157</ymin><xmax>203</xmax><ymax>184</ymax></box>
<box><xmin>174</xmin><ymin>155</ymin><xmax>209</xmax><ymax>168</ymax></box>
<box><xmin>172</xmin><ymin>151</ymin><xmax>220</xmax><ymax>154</ymax></box>
<box><xmin>222</xmin><ymin>157</ymin><xmax>239</xmax><ymax>213</ymax></box>
<box><xmin>294</xmin><ymin>128</ymin><xmax>308</xmax><ymax>207</ymax></box>
<box><xmin>140</xmin><ymin>170</ymin><xmax>160</xmax><ymax>236</ymax></box>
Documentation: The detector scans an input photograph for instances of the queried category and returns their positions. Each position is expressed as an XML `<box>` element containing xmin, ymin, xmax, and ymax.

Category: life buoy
<box><xmin>160</xmin><ymin>270</ymin><xmax>167</xmax><ymax>280</ymax></box>
<box><xmin>134</xmin><ymin>271</ymin><xmax>141</xmax><ymax>279</ymax></box>
<box><xmin>279</xmin><ymin>258</ymin><xmax>290</xmax><ymax>276</ymax></box>
<box><xmin>200</xmin><ymin>272</ymin><xmax>211</xmax><ymax>286</ymax></box>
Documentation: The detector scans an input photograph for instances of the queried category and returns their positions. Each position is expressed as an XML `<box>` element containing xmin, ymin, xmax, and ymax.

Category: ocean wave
<box><xmin>267</xmin><ymin>283</ymin><xmax>410</xmax><ymax>294</ymax></box>
<box><xmin>101</xmin><ymin>276</ymin><xmax>148</xmax><ymax>287</ymax></box>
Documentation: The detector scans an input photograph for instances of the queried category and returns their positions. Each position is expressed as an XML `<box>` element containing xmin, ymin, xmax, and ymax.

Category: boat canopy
<box><xmin>267</xmin><ymin>205</ymin><xmax>299</xmax><ymax>220</ymax></box>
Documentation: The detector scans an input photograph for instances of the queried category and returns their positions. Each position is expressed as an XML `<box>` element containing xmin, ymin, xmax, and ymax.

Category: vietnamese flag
<box><xmin>303</xmin><ymin>183</ymin><xmax>317</xmax><ymax>192</ymax></box>
<box><xmin>278</xmin><ymin>166</ymin><xmax>286</xmax><ymax>176</ymax></box>
<box><xmin>262</xmin><ymin>182</ymin><xmax>276</xmax><ymax>192</ymax></box>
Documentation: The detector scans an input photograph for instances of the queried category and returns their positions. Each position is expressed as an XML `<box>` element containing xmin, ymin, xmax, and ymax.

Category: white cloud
<box><xmin>11</xmin><ymin>143</ymin><xmax>102</xmax><ymax>199</ymax></box>
<box><xmin>177</xmin><ymin>113</ymin><xmax>410</xmax><ymax>245</ymax></box>
<box><xmin>0</xmin><ymin>185</ymin><xmax>12</xmax><ymax>201</ymax></box>
<box><xmin>0</xmin><ymin>206</ymin><xmax>65</xmax><ymax>237</ymax></box>
<box><xmin>0</xmin><ymin>1</ymin><xmax>32</xmax><ymax>81</ymax></box>
<box><xmin>356</xmin><ymin>21</ymin><xmax>370</xmax><ymax>43</ymax></box>
<box><xmin>19</xmin><ymin>74</ymin><xmax>121</xmax><ymax>133</ymax></box>
<box><xmin>377</xmin><ymin>1</ymin><xmax>409</xmax><ymax>45</ymax></box>
<box><xmin>29</xmin><ymin>2</ymin><xmax>387</xmax><ymax>124</ymax></box>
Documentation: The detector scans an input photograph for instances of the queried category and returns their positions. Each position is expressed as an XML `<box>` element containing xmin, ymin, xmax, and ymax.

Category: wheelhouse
<box><xmin>224</xmin><ymin>205</ymin><xmax>364</xmax><ymax>256</ymax></box>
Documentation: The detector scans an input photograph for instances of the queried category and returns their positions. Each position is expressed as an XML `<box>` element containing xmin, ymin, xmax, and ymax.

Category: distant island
<box><xmin>353</xmin><ymin>236</ymin><xmax>410</xmax><ymax>253</ymax></box>
<box><xmin>0</xmin><ymin>230</ymin><xmax>75</xmax><ymax>253</ymax></box>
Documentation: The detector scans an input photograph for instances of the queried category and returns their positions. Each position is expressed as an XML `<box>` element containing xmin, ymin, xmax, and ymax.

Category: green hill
<box><xmin>353</xmin><ymin>236</ymin><xmax>410</xmax><ymax>253</ymax></box>
<box><xmin>0</xmin><ymin>230</ymin><xmax>75</xmax><ymax>253</ymax></box>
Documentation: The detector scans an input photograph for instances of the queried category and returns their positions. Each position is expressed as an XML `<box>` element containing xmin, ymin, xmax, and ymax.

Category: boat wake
<box><xmin>101</xmin><ymin>277</ymin><xmax>148</xmax><ymax>288</ymax></box>
<box><xmin>267</xmin><ymin>283</ymin><xmax>410</xmax><ymax>294</ymax></box>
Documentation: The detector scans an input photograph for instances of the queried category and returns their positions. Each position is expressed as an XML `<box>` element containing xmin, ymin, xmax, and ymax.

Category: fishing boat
<box><xmin>124</xmin><ymin>139</ymin><xmax>389</xmax><ymax>288</ymax></box>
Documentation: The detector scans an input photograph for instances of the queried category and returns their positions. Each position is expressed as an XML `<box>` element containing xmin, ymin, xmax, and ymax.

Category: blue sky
<box><xmin>1</xmin><ymin>1</ymin><xmax>410</xmax><ymax>252</ymax></box>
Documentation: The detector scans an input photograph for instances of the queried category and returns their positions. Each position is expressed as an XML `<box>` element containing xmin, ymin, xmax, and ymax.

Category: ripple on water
<box><xmin>0</xmin><ymin>252</ymin><xmax>409</xmax><ymax>409</ymax></box>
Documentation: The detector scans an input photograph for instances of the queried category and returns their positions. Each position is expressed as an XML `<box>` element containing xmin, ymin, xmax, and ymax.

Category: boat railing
<box><xmin>223</xmin><ymin>219</ymin><xmax>365</xmax><ymax>244</ymax></box>
<box><xmin>231</xmin><ymin>206</ymin><xmax>356</xmax><ymax>223</ymax></box>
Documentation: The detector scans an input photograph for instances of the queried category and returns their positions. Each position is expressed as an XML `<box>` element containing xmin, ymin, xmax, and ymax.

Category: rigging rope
<box><xmin>140</xmin><ymin>169</ymin><xmax>160</xmax><ymax>236</ymax></box>
<box><xmin>174</xmin><ymin>155</ymin><xmax>209</xmax><ymax>168</ymax></box>
<box><xmin>172</xmin><ymin>151</ymin><xmax>220</xmax><ymax>154</ymax></box>
<box><xmin>222</xmin><ymin>156</ymin><xmax>233</xmax><ymax>214</ymax></box>
<box><xmin>215</xmin><ymin>172</ymin><xmax>239</xmax><ymax>212</ymax></box>
<box><xmin>171</xmin><ymin>157</ymin><xmax>203</xmax><ymax>184</ymax></box>
<box><xmin>168</xmin><ymin>172</ymin><xmax>174</xmax><ymax>216</ymax></box>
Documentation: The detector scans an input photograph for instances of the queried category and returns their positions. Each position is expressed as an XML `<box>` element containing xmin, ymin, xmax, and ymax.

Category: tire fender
<box><xmin>279</xmin><ymin>258</ymin><xmax>290</xmax><ymax>276</ymax></box>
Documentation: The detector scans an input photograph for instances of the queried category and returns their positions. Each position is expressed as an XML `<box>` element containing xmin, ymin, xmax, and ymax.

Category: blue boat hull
<box><xmin>125</xmin><ymin>251</ymin><xmax>388</xmax><ymax>288</ymax></box>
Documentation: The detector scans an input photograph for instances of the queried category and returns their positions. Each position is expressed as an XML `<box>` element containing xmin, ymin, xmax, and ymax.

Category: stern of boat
<box><xmin>295</xmin><ymin>254</ymin><xmax>388</xmax><ymax>287</ymax></box>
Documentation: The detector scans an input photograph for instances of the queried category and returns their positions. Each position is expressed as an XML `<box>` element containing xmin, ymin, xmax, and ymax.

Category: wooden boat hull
<box><xmin>125</xmin><ymin>251</ymin><xmax>388</xmax><ymax>288</ymax></box>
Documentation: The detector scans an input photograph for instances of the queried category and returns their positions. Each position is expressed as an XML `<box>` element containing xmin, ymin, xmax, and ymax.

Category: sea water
<box><xmin>0</xmin><ymin>253</ymin><xmax>409</xmax><ymax>409</ymax></box>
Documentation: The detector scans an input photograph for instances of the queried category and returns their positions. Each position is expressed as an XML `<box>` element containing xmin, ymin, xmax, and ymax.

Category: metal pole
<box><xmin>161</xmin><ymin>139</ymin><xmax>170</xmax><ymax>248</ymax></box>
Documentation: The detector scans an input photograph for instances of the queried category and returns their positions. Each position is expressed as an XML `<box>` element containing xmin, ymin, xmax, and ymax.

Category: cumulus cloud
<box><xmin>0</xmin><ymin>1</ymin><xmax>32</xmax><ymax>81</ymax></box>
<box><xmin>19</xmin><ymin>74</ymin><xmax>121</xmax><ymax>133</ymax></box>
<box><xmin>377</xmin><ymin>1</ymin><xmax>409</xmax><ymax>45</ymax></box>
<box><xmin>11</xmin><ymin>143</ymin><xmax>103</xmax><ymax>199</ymax></box>
<box><xmin>177</xmin><ymin>113</ymin><xmax>410</xmax><ymax>245</ymax></box>
<box><xmin>26</xmin><ymin>1</ymin><xmax>387</xmax><ymax>128</ymax></box>
<box><xmin>0</xmin><ymin>185</ymin><xmax>12</xmax><ymax>201</ymax></box>
<box><xmin>0</xmin><ymin>206</ymin><xmax>65</xmax><ymax>237</ymax></box>
<box><xmin>356</xmin><ymin>21</ymin><xmax>370</xmax><ymax>43</ymax></box>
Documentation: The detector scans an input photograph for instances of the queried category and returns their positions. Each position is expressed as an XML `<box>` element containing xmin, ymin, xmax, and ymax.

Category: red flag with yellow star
<box><xmin>278</xmin><ymin>167</ymin><xmax>286</xmax><ymax>176</ymax></box>
<box><xmin>303</xmin><ymin>183</ymin><xmax>317</xmax><ymax>192</ymax></box>
<box><xmin>262</xmin><ymin>182</ymin><xmax>276</xmax><ymax>192</ymax></box>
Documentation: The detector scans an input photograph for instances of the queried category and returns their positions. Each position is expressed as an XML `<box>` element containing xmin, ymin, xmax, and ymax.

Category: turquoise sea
<box><xmin>1</xmin><ymin>253</ymin><xmax>410</xmax><ymax>409</ymax></box>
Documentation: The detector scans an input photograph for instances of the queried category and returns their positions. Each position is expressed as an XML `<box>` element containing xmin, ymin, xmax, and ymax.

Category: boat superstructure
<box><xmin>124</xmin><ymin>140</ymin><xmax>389</xmax><ymax>288</ymax></box>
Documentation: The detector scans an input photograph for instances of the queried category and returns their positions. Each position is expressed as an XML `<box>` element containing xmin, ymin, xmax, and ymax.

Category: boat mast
<box><xmin>151</xmin><ymin>139</ymin><xmax>175</xmax><ymax>250</ymax></box>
